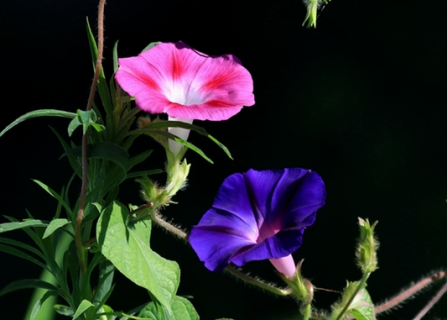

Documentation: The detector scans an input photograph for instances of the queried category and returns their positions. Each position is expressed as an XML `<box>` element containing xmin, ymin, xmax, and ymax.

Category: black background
<box><xmin>1</xmin><ymin>0</ymin><xmax>447</xmax><ymax>319</ymax></box>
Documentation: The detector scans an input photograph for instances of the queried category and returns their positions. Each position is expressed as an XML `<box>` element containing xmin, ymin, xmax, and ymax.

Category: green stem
<box><xmin>335</xmin><ymin>273</ymin><xmax>370</xmax><ymax>320</ymax></box>
<box><xmin>75</xmin><ymin>0</ymin><xmax>106</xmax><ymax>278</ymax></box>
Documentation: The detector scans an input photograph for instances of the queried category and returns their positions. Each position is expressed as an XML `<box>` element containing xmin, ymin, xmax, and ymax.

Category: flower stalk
<box><xmin>75</xmin><ymin>0</ymin><xmax>106</xmax><ymax>277</ymax></box>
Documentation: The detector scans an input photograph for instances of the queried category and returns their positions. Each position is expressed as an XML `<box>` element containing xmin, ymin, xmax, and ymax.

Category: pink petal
<box><xmin>115</xmin><ymin>42</ymin><xmax>255</xmax><ymax>121</ymax></box>
<box><xmin>269</xmin><ymin>254</ymin><xmax>296</xmax><ymax>279</ymax></box>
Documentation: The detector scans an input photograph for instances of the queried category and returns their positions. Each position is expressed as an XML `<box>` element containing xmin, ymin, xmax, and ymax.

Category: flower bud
<box><xmin>356</xmin><ymin>218</ymin><xmax>379</xmax><ymax>274</ymax></box>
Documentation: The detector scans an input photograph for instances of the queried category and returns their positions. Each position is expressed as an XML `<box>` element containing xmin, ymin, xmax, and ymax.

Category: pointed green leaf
<box><xmin>126</xmin><ymin>170</ymin><xmax>163</xmax><ymax>180</ymax></box>
<box><xmin>63</xmin><ymin>141</ymin><xmax>129</xmax><ymax>172</ymax></box>
<box><xmin>129</xmin><ymin>128</ymin><xmax>213</xmax><ymax>163</ymax></box>
<box><xmin>128</xmin><ymin>150</ymin><xmax>154</xmax><ymax>170</ymax></box>
<box><xmin>0</xmin><ymin>279</ymin><xmax>57</xmax><ymax>297</ymax></box>
<box><xmin>86</xmin><ymin>19</ymin><xmax>113</xmax><ymax>116</ymax></box>
<box><xmin>113</xmin><ymin>40</ymin><xmax>119</xmax><ymax>74</ymax></box>
<box><xmin>73</xmin><ymin>299</ymin><xmax>94</xmax><ymax>320</ymax></box>
<box><xmin>32</xmin><ymin>180</ymin><xmax>73</xmax><ymax>216</ymax></box>
<box><xmin>143</xmin><ymin>120</ymin><xmax>208</xmax><ymax>135</ymax></box>
<box><xmin>93</xmin><ymin>259</ymin><xmax>115</xmax><ymax>304</ymax></box>
<box><xmin>0</xmin><ymin>109</ymin><xmax>77</xmax><ymax>138</ymax></box>
<box><xmin>30</xmin><ymin>290</ymin><xmax>58</xmax><ymax>320</ymax></box>
<box><xmin>0</xmin><ymin>236</ymin><xmax>46</xmax><ymax>261</ymax></box>
<box><xmin>42</xmin><ymin>219</ymin><xmax>70</xmax><ymax>239</ymax></box>
<box><xmin>0</xmin><ymin>244</ymin><xmax>48</xmax><ymax>271</ymax></box>
<box><xmin>67</xmin><ymin>116</ymin><xmax>82</xmax><ymax>137</ymax></box>
<box><xmin>97</xmin><ymin>201</ymin><xmax>180</xmax><ymax>313</ymax></box>
<box><xmin>130</xmin><ymin>121</ymin><xmax>232</xmax><ymax>159</ymax></box>
<box><xmin>0</xmin><ymin>220</ymin><xmax>47</xmax><ymax>233</ymax></box>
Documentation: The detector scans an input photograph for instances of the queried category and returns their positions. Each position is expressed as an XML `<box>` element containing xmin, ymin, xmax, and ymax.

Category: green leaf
<box><xmin>43</xmin><ymin>219</ymin><xmax>69</xmax><ymax>239</ymax></box>
<box><xmin>69</xmin><ymin>109</ymin><xmax>104</xmax><ymax>135</ymax></box>
<box><xmin>97</xmin><ymin>201</ymin><xmax>180</xmax><ymax>313</ymax></box>
<box><xmin>0</xmin><ymin>109</ymin><xmax>77</xmax><ymax>138</ymax></box>
<box><xmin>93</xmin><ymin>260</ymin><xmax>115</xmax><ymax>304</ymax></box>
<box><xmin>54</xmin><ymin>304</ymin><xmax>74</xmax><ymax>316</ymax></box>
<box><xmin>0</xmin><ymin>236</ymin><xmax>46</xmax><ymax>261</ymax></box>
<box><xmin>347</xmin><ymin>285</ymin><xmax>375</xmax><ymax>320</ymax></box>
<box><xmin>49</xmin><ymin>127</ymin><xmax>82</xmax><ymax>179</ymax></box>
<box><xmin>97</xmin><ymin>304</ymin><xmax>115</xmax><ymax>320</ymax></box>
<box><xmin>32</xmin><ymin>180</ymin><xmax>73</xmax><ymax>217</ymax></box>
<box><xmin>130</xmin><ymin>121</ymin><xmax>232</xmax><ymax>159</ymax></box>
<box><xmin>126</xmin><ymin>169</ymin><xmax>164</xmax><ymax>180</ymax></box>
<box><xmin>67</xmin><ymin>116</ymin><xmax>82</xmax><ymax>137</ymax></box>
<box><xmin>30</xmin><ymin>290</ymin><xmax>58</xmax><ymax>320</ymax></box>
<box><xmin>72</xmin><ymin>299</ymin><xmax>94</xmax><ymax>320</ymax></box>
<box><xmin>0</xmin><ymin>220</ymin><xmax>47</xmax><ymax>233</ymax></box>
<box><xmin>112</xmin><ymin>40</ymin><xmax>119</xmax><ymax>74</ymax></box>
<box><xmin>128</xmin><ymin>149</ymin><xmax>154</xmax><ymax>170</ymax></box>
<box><xmin>207</xmin><ymin>134</ymin><xmax>233</xmax><ymax>159</ymax></box>
<box><xmin>130</xmin><ymin>128</ymin><xmax>213</xmax><ymax>163</ymax></box>
<box><xmin>139</xmin><ymin>296</ymin><xmax>199</xmax><ymax>320</ymax></box>
<box><xmin>63</xmin><ymin>141</ymin><xmax>129</xmax><ymax>172</ymax></box>
<box><xmin>0</xmin><ymin>279</ymin><xmax>58</xmax><ymax>297</ymax></box>
<box><xmin>86</xmin><ymin>19</ymin><xmax>113</xmax><ymax>119</ymax></box>
<box><xmin>330</xmin><ymin>281</ymin><xmax>376</xmax><ymax>320</ymax></box>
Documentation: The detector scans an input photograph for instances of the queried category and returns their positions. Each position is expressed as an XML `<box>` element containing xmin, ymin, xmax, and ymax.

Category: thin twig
<box><xmin>129</xmin><ymin>202</ymin><xmax>153</xmax><ymax>216</ymax></box>
<box><xmin>375</xmin><ymin>270</ymin><xmax>446</xmax><ymax>314</ymax></box>
<box><xmin>150</xmin><ymin>212</ymin><xmax>188</xmax><ymax>240</ymax></box>
<box><xmin>412</xmin><ymin>277</ymin><xmax>447</xmax><ymax>320</ymax></box>
<box><xmin>225</xmin><ymin>265</ymin><xmax>292</xmax><ymax>296</ymax></box>
<box><xmin>75</xmin><ymin>0</ymin><xmax>106</xmax><ymax>277</ymax></box>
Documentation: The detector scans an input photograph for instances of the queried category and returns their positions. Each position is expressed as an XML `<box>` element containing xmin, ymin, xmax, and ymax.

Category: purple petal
<box><xmin>189</xmin><ymin>168</ymin><xmax>326</xmax><ymax>272</ymax></box>
<box><xmin>231</xmin><ymin>228</ymin><xmax>304</xmax><ymax>265</ymax></box>
<box><xmin>189</xmin><ymin>219</ymin><xmax>255</xmax><ymax>271</ymax></box>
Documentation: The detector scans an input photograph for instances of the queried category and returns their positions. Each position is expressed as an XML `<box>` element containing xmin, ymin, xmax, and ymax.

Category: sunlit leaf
<box><xmin>97</xmin><ymin>201</ymin><xmax>180</xmax><ymax>314</ymax></box>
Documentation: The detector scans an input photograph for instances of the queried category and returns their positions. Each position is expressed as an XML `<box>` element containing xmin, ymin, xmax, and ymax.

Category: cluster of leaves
<box><xmin>0</xmin><ymin>21</ymin><xmax>232</xmax><ymax>320</ymax></box>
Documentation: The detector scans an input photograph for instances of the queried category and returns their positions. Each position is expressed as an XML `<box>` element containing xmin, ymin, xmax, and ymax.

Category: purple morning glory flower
<box><xmin>189</xmin><ymin>168</ymin><xmax>326</xmax><ymax>279</ymax></box>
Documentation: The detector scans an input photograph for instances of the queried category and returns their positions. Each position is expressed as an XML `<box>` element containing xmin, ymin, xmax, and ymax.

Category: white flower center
<box><xmin>165</xmin><ymin>82</ymin><xmax>205</xmax><ymax>106</ymax></box>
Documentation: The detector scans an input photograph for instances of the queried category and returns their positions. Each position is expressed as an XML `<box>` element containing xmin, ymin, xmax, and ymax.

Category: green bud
<box><xmin>165</xmin><ymin>158</ymin><xmax>191</xmax><ymax>197</ymax></box>
<box><xmin>356</xmin><ymin>218</ymin><xmax>379</xmax><ymax>274</ymax></box>
<box><xmin>302</xmin><ymin>0</ymin><xmax>330</xmax><ymax>28</ymax></box>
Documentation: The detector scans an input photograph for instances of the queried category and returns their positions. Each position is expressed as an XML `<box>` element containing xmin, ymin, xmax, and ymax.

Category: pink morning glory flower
<box><xmin>189</xmin><ymin>168</ymin><xmax>326</xmax><ymax>279</ymax></box>
<box><xmin>115</xmin><ymin>42</ymin><xmax>255</xmax><ymax>154</ymax></box>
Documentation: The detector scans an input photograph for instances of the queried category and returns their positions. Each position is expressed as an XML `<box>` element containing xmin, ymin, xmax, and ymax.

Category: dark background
<box><xmin>1</xmin><ymin>0</ymin><xmax>447</xmax><ymax>319</ymax></box>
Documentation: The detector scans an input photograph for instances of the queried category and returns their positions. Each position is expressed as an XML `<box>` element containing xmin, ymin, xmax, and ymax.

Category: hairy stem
<box><xmin>412</xmin><ymin>278</ymin><xmax>447</xmax><ymax>320</ymax></box>
<box><xmin>75</xmin><ymin>0</ymin><xmax>106</xmax><ymax>277</ymax></box>
<box><xmin>225</xmin><ymin>265</ymin><xmax>292</xmax><ymax>296</ymax></box>
<box><xmin>375</xmin><ymin>270</ymin><xmax>446</xmax><ymax>314</ymax></box>
<box><xmin>150</xmin><ymin>212</ymin><xmax>295</xmax><ymax>297</ymax></box>
<box><xmin>150</xmin><ymin>212</ymin><xmax>188</xmax><ymax>240</ymax></box>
